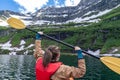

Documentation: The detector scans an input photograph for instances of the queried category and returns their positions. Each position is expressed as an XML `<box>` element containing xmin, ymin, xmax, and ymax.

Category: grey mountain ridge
<box><xmin>0</xmin><ymin>0</ymin><xmax>120</xmax><ymax>25</ymax></box>
<box><xmin>33</xmin><ymin>0</ymin><xmax>120</xmax><ymax>23</ymax></box>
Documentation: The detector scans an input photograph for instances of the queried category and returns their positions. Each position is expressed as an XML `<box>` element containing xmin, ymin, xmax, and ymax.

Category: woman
<box><xmin>34</xmin><ymin>32</ymin><xmax>86</xmax><ymax>80</ymax></box>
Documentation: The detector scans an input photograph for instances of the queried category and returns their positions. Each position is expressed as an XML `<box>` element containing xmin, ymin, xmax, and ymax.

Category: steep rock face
<box><xmin>0</xmin><ymin>29</ymin><xmax>15</xmax><ymax>37</ymax></box>
<box><xmin>34</xmin><ymin>0</ymin><xmax>120</xmax><ymax>23</ymax></box>
<box><xmin>0</xmin><ymin>10</ymin><xmax>25</xmax><ymax>18</ymax></box>
<box><xmin>0</xmin><ymin>10</ymin><xmax>32</xmax><ymax>26</ymax></box>
<box><xmin>33</xmin><ymin>7</ymin><xmax>73</xmax><ymax>23</ymax></box>
<box><xmin>0</xmin><ymin>0</ymin><xmax>120</xmax><ymax>26</ymax></box>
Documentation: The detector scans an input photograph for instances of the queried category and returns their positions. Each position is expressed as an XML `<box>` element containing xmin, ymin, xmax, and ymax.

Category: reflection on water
<box><xmin>0</xmin><ymin>55</ymin><xmax>36</xmax><ymax>80</ymax></box>
<box><xmin>0</xmin><ymin>55</ymin><xmax>119</xmax><ymax>80</ymax></box>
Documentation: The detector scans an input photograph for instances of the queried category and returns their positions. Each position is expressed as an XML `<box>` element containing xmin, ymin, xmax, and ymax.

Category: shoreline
<box><xmin>100</xmin><ymin>54</ymin><xmax>120</xmax><ymax>57</ymax></box>
<box><xmin>1</xmin><ymin>53</ymin><xmax>120</xmax><ymax>57</ymax></box>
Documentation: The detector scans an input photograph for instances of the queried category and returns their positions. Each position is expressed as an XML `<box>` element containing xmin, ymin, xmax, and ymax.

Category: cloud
<box><xmin>54</xmin><ymin>0</ymin><xmax>59</xmax><ymax>6</ymax></box>
<box><xmin>13</xmin><ymin>0</ymin><xmax>81</xmax><ymax>13</ymax></box>
<box><xmin>13</xmin><ymin>0</ymin><xmax>49</xmax><ymax>13</ymax></box>
<box><xmin>65</xmin><ymin>0</ymin><xmax>81</xmax><ymax>6</ymax></box>
<box><xmin>53</xmin><ymin>0</ymin><xmax>63</xmax><ymax>7</ymax></box>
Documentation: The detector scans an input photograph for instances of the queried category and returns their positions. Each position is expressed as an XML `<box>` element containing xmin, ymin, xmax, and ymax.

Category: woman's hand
<box><xmin>36</xmin><ymin>32</ymin><xmax>43</xmax><ymax>40</ymax></box>
<box><xmin>74</xmin><ymin>46</ymin><xmax>81</xmax><ymax>50</ymax></box>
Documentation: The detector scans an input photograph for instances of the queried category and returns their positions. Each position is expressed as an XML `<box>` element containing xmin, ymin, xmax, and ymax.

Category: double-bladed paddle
<box><xmin>7</xmin><ymin>17</ymin><xmax>120</xmax><ymax>75</ymax></box>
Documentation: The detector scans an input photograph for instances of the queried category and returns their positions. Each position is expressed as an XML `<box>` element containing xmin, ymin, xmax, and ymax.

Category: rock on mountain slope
<box><xmin>34</xmin><ymin>0</ymin><xmax>120</xmax><ymax>24</ymax></box>
<box><xmin>0</xmin><ymin>10</ymin><xmax>33</xmax><ymax>26</ymax></box>
<box><xmin>0</xmin><ymin>0</ymin><xmax>120</xmax><ymax>26</ymax></box>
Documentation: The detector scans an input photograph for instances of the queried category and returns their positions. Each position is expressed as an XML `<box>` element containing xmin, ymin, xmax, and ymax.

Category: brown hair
<box><xmin>42</xmin><ymin>45</ymin><xmax>60</xmax><ymax>67</ymax></box>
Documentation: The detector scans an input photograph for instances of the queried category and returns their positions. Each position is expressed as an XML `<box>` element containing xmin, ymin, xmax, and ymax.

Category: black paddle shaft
<box><xmin>26</xmin><ymin>28</ymin><xmax>100</xmax><ymax>59</ymax></box>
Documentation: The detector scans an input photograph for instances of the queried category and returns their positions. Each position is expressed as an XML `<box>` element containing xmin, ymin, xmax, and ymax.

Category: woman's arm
<box><xmin>34</xmin><ymin>40</ymin><xmax>44</xmax><ymax>60</ymax></box>
<box><xmin>51</xmin><ymin>47</ymin><xmax>86</xmax><ymax>79</ymax></box>
<box><xmin>33</xmin><ymin>32</ymin><xmax>44</xmax><ymax>60</ymax></box>
<box><xmin>51</xmin><ymin>59</ymin><xmax>86</xmax><ymax>79</ymax></box>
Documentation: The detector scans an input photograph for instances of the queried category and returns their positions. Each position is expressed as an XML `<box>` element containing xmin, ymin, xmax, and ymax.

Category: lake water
<box><xmin>0</xmin><ymin>55</ymin><xmax>119</xmax><ymax>80</ymax></box>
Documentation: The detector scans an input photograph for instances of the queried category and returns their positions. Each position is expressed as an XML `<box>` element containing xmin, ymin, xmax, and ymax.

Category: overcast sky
<box><xmin>0</xmin><ymin>0</ymin><xmax>81</xmax><ymax>13</ymax></box>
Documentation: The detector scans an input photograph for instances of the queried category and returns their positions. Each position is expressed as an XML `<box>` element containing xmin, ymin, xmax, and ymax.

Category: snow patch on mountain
<box><xmin>66</xmin><ymin>8</ymin><xmax>113</xmax><ymax>23</ymax></box>
<box><xmin>0</xmin><ymin>19</ymin><xmax>8</xmax><ymax>26</ymax></box>
<box><xmin>0</xmin><ymin>13</ymin><xmax>33</xmax><ymax>26</ymax></box>
<box><xmin>33</xmin><ymin>20</ymin><xmax>51</xmax><ymax>25</ymax></box>
<box><xmin>0</xmin><ymin>0</ymin><xmax>120</xmax><ymax>26</ymax></box>
<box><xmin>9</xmin><ymin>14</ymin><xmax>33</xmax><ymax>25</ymax></box>
<box><xmin>0</xmin><ymin>40</ymin><xmax>34</xmax><ymax>55</ymax></box>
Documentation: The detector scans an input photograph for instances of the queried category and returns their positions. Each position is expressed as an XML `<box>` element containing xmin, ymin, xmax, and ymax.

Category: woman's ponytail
<box><xmin>42</xmin><ymin>45</ymin><xmax>60</xmax><ymax>68</ymax></box>
<box><xmin>42</xmin><ymin>49</ymin><xmax>52</xmax><ymax>67</ymax></box>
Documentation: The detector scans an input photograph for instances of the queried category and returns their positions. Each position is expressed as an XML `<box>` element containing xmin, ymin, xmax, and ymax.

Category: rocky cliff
<box><xmin>33</xmin><ymin>0</ymin><xmax>120</xmax><ymax>24</ymax></box>
<box><xmin>0</xmin><ymin>0</ymin><xmax>120</xmax><ymax>26</ymax></box>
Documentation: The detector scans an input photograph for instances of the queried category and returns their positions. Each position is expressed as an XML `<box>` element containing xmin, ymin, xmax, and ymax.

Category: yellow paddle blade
<box><xmin>7</xmin><ymin>17</ymin><xmax>26</xmax><ymax>29</ymax></box>
<box><xmin>100</xmin><ymin>56</ymin><xmax>120</xmax><ymax>74</ymax></box>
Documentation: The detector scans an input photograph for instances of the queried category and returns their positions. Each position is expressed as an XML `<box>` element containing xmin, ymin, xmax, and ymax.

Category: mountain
<box><xmin>0</xmin><ymin>0</ymin><xmax>120</xmax><ymax>26</ymax></box>
<box><xmin>34</xmin><ymin>0</ymin><xmax>120</xmax><ymax>24</ymax></box>
<box><xmin>0</xmin><ymin>1</ymin><xmax>120</xmax><ymax>55</ymax></box>
<box><xmin>0</xmin><ymin>10</ymin><xmax>33</xmax><ymax>26</ymax></box>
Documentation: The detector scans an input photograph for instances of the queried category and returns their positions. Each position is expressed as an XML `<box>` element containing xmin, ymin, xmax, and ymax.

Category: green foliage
<box><xmin>25</xmin><ymin>38</ymin><xmax>34</xmax><ymax>47</ymax></box>
<box><xmin>11</xmin><ymin>33</ymin><xmax>21</xmax><ymax>46</ymax></box>
<box><xmin>63</xmin><ymin>22</ymin><xmax>76</xmax><ymax>26</ymax></box>
<box><xmin>1</xmin><ymin>19</ymin><xmax>120</xmax><ymax>53</ymax></box>
<box><xmin>41</xmin><ymin>39</ymin><xmax>63</xmax><ymax>49</ymax></box>
<box><xmin>100</xmin><ymin>6</ymin><xmax>120</xmax><ymax>21</ymax></box>
<box><xmin>101</xmin><ymin>38</ymin><xmax>120</xmax><ymax>53</ymax></box>
<box><xmin>64</xmin><ymin>33</ymin><xmax>79</xmax><ymax>45</ymax></box>
<box><xmin>0</xmin><ymin>6</ymin><xmax>120</xmax><ymax>54</ymax></box>
<box><xmin>1</xmin><ymin>29</ymin><xmax>35</xmax><ymax>46</ymax></box>
<box><xmin>0</xmin><ymin>26</ymin><xmax>9</xmax><ymax>30</ymax></box>
<box><xmin>0</xmin><ymin>49</ymin><xmax>10</xmax><ymax>54</ymax></box>
<box><xmin>0</xmin><ymin>35</ymin><xmax>10</xmax><ymax>43</ymax></box>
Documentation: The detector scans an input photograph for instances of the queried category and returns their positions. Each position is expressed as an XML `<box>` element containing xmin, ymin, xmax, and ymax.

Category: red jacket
<box><xmin>36</xmin><ymin>58</ymin><xmax>62</xmax><ymax>80</ymax></box>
